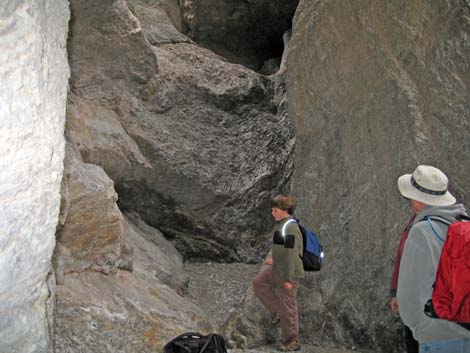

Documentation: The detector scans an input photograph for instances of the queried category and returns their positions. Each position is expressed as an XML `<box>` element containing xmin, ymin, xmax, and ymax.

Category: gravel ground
<box><xmin>184</xmin><ymin>262</ymin><xmax>259</xmax><ymax>326</ymax></box>
<box><xmin>229</xmin><ymin>345</ymin><xmax>364</xmax><ymax>353</ymax></box>
<box><xmin>184</xmin><ymin>262</ymin><xmax>367</xmax><ymax>353</ymax></box>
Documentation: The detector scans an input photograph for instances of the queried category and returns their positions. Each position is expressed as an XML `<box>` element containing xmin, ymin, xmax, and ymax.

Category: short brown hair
<box><xmin>271</xmin><ymin>194</ymin><xmax>296</xmax><ymax>215</ymax></box>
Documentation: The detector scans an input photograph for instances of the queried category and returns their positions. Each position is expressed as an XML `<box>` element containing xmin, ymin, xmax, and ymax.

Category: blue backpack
<box><xmin>282</xmin><ymin>219</ymin><xmax>324</xmax><ymax>271</ymax></box>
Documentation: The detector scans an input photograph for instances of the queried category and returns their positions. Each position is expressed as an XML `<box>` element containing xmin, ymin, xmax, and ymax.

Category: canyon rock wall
<box><xmin>4</xmin><ymin>0</ymin><xmax>467</xmax><ymax>352</ymax></box>
<box><xmin>0</xmin><ymin>1</ymin><xmax>70</xmax><ymax>352</ymax></box>
<box><xmin>287</xmin><ymin>0</ymin><xmax>470</xmax><ymax>352</ymax></box>
<box><xmin>67</xmin><ymin>0</ymin><xmax>294</xmax><ymax>263</ymax></box>
<box><xmin>225</xmin><ymin>1</ymin><xmax>470</xmax><ymax>352</ymax></box>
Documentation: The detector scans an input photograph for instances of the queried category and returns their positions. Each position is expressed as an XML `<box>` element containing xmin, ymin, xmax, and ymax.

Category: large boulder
<box><xmin>67</xmin><ymin>0</ymin><xmax>294</xmax><ymax>263</ymax></box>
<box><xmin>54</xmin><ymin>144</ymin><xmax>213</xmax><ymax>352</ymax></box>
<box><xmin>54</xmin><ymin>243</ymin><xmax>215</xmax><ymax>353</ymax></box>
<box><xmin>55</xmin><ymin>144</ymin><xmax>133</xmax><ymax>276</ymax></box>
<box><xmin>125</xmin><ymin>211</ymin><xmax>189</xmax><ymax>295</ymax></box>
<box><xmin>286</xmin><ymin>0</ymin><xmax>470</xmax><ymax>352</ymax></box>
<box><xmin>127</xmin><ymin>0</ymin><xmax>189</xmax><ymax>45</ymax></box>
<box><xmin>179</xmin><ymin>0</ymin><xmax>300</xmax><ymax>70</ymax></box>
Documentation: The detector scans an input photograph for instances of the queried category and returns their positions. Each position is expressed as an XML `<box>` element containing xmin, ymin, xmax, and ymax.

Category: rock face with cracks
<box><xmin>287</xmin><ymin>0</ymin><xmax>470</xmax><ymax>352</ymax></box>
<box><xmin>5</xmin><ymin>0</ymin><xmax>469</xmax><ymax>352</ymax></box>
<box><xmin>0</xmin><ymin>1</ymin><xmax>70</xmax><ymax>352</ymax></box>
<box><xmin>67</xmin><ymin>0</ymin><xmax>295</xmax><ymax>263</ymax></box>
<box><xmin>54</xmin><ymin>242</ymin><xmax>215</xmax><ymax>353</ymax></box>
<box><xmin>55</xmin><ymin>145</ymin><xmax>133</xmax><ymax>277</ymax></box>
<box><xmin>224</xmin><ymin>0</ymin><xmax>470</xmax><ymax>352</ymax></box>
<box><xmin>54</xmin><ymin>142</ymin><xmax>214</xmax><ymax>352</ymax></box>
<box><xmin>56</xmin><ymin>0</ymin><xmax>295</xmax><ymax>351</ymax></box>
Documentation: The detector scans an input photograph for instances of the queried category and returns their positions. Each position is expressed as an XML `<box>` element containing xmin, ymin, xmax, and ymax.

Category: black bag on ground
<box><xmin>163</xmin><ymin>332</ymin><xmax>228</xmax><ymax>353</ymax></box>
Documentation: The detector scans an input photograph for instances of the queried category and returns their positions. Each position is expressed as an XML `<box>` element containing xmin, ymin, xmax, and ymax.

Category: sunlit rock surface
<box><xmin>54</xmin><ymin>257</ymin><xmax>215</xmax><ymax>353</ymax></box>
<box><xmin>55</xmin><ymin>145</ymin><xmax>133</xmax><ymax>276</ymax></box>
<box><xmin>0</xmin><ymin>1</ymin><xmax>70</xmax><ymax>352</ymax></box>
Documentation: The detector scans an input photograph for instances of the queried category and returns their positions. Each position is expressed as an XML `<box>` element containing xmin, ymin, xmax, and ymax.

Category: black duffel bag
<box><xmin>163</xmin><ymin>332</ymin><xmax>228</xmax><ymax>353</ymax></box>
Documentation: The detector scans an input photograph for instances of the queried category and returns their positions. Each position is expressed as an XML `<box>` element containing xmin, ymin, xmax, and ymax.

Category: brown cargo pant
<box><xmin>252</xmin><ymin>267</ymin><xmax>300</xmax><ymax>342</ymax></box>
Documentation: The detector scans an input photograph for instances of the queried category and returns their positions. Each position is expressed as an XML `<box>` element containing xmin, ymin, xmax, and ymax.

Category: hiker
<box><xmin>389</xmin><ymin>213</ymin><xmax>419</xmax><ymax>353</ymax></box>
<box><xmin>252</xmin><ymin>194</ymin><xmax>304</xmax><ymax>351</ymax></box>
<box><xmin>396</xmin><ymin>165</ymin><xmax>470</xmax><ymax>352</ymax></box>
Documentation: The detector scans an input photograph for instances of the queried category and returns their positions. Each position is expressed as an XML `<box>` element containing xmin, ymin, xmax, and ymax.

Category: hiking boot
<box><xmin>270</xmin><ymin>312</ymin><xmax>280</xmax><ymax>325</ymax></box>
<box><xmin>279</xmin><ymin>337</ymin><xmax>300</xmax><ymax>351</ymax></box>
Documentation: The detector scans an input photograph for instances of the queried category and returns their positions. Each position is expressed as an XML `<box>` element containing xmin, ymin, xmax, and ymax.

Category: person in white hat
<box><xmin>396</xmin><ymin>165</ymin><xmax>470</xmax><ymax>352</ymax></box>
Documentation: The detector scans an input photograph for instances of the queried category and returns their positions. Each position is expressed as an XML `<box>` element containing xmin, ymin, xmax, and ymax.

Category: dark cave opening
<box><xmin>178</xmin><ymin>0</ymin><xmax>300</xmax><ymax>74</ymax></box>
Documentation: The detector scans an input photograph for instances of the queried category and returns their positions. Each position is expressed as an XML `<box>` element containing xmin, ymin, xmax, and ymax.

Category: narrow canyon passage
<box><xmin>1</xmin><ymin>1</ymin><xmax>469</xmax><ymax>353</ymax></box>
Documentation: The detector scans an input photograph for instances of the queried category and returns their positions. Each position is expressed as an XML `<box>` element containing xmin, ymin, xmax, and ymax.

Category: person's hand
<box><xmin>390</xmin><ymin>297</ymin><xmax>399</xmax><ymax>314</ymax></box>
<box><xmin>264</xmin><ymin>257</ymin><xmax>273</xmax><ymax>266</ymax></box>
<box><xmin>283</xmin><ymin>281</ymin><xmax>293</xmax><ymax>290</ymax></box>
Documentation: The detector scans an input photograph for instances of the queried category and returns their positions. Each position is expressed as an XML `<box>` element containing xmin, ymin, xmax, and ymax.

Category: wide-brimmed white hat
<box><xmin>397</xmin><ymin>165</ymin><xmax>456</xmax><ymax>206</ymax></box>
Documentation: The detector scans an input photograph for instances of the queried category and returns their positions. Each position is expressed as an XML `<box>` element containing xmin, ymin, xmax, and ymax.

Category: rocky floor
<box><xmin>230</xmin><ymin>346</ymin><xmax>365</xmax><ymax>353</ymax></box>
<box><xmin>184</xmin><ymin>262</ymin><xmax>368</xmax><ymax>353</ymax></box>
<box><xmin>184</xmin><ymin>262</ymin><xmax>259</xmax><ymax>326</ymax></box>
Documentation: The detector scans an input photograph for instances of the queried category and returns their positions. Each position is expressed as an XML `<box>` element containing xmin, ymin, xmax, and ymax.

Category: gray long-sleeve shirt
<box><xmin>397</xmin><ymin>204</ymin><xmax>470</xmax><ymax>343</ymax></box>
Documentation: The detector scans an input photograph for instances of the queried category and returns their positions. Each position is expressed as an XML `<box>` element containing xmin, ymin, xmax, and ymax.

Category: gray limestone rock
<box><xmin>55</xmin><ymin>144</ymin><xmax>133</xmax><ymax>276</ymax></box>
<box><xmin>0</xmin><ymin>1</ymin><xmax>70</xmax><ymax>352</ymax></box>
<box><xmin>54</xmin><ymin>270</ymin><xmax>215</xmax><ymax>353</ymax></box>
<box><xmin>128</xmin><ymin>0</ymin><xmax>190</xmax><ymax>45</ymax></box>
<box><xmin>220</xmin><ymin>1</ymin><xmax>470</xmax><ymax>352</ymax></box>
<box><xmin>125</xmin><ymin>211</ymin><xmax>189</xmax><ymax>295</ymax></box>
<box><xmin>286</xmin><ymin>0</ymin><xmax>470</xmax><ymax>352</ymax></box>
<box><xmin>67</xmin><ymin>0</ymin><xmax>295</xmax><ymax>263</ymax></box>
<box><xmin>54</xmin><ymin>143</ymin><xmax>208</xmax><ymax>351</ymax></box>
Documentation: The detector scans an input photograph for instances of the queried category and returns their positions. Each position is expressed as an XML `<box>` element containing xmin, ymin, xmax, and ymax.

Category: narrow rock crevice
<box><xmin>178</xmin><ymin>0</ymin><xmax>300</xmax><ymax>73</ymax></box>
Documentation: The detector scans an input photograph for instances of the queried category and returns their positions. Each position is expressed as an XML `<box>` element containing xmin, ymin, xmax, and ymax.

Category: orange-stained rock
<box><xmin>55</xmin><ymin>144</ymin><xmax>132</xmax><ymax>275</ymax></box>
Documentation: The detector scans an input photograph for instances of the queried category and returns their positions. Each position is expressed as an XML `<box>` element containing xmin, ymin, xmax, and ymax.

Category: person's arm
<box><xmin>390</xmin><ymin>239</ymin><xmax>404</xmax><ymax>297</ymax></box>
<box><xmin>390</xmin><ymin>215</ymin><xmax>416</xmax><ymax>299</ymax></box>
<box><xmin>390</xmin><ymin>231</ymin><xmax>408</xmax><ymax>314</ymax></box>
<box><xmin>389</xmin><ymin>245</ymin><xmax>402</xmax><ymax>314</ymax></box>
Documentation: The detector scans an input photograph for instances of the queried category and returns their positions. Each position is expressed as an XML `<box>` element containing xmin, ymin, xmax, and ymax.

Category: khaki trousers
<box><xmin>252</xmin><ymin>267</ymin><xmax>300</xmax><ymax>342</ymax></box>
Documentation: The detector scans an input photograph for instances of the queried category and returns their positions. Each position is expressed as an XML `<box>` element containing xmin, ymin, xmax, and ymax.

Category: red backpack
<box><xmin>423</xmin><ymin>214</ymin><xmax>470</xmax><ymax>330</ymax></box>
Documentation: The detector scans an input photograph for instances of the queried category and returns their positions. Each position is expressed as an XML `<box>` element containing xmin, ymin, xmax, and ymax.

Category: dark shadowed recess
<box><xmin>179</xmin><ymin>0</ymin><xmax>300</xmax><ymax>73</ymax></box>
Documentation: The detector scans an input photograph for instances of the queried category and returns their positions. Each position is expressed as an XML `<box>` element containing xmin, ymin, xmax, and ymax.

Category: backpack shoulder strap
<box><xmin>199</xmin><ymin>334</ymin><xmax>213</xmax><ymax>353</ymax></box>
<box><xmin>421</xmin><ymin>216</ymin><xmax>453</xmax><ymax>244</ymax></box>
<box><xmin>423</xmin><ymin>215</ymin><xmax>452</xmax><ymax>226</ymax></box>
<box><xmin>281</xmin><ymin>218</ymin><xmax>298</xmax><ymax>237</ymax></box>
<box><xmin>200</xmin><ymin>334</ymin><xmax>227</xmax><ymax>353</ymax></box>
<box><xmin>425</xmin><ymin>218</ymin><xmax>445</xmax><ymax>243</ymax></box>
